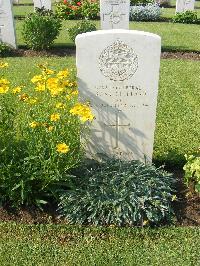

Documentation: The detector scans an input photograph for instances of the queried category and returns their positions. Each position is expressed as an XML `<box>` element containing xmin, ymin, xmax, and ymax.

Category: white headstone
<box><xmin>0</xmin><ymin>0</ymin><xmax>16</xmax><ymax>48</ymax></box>
<box><xmin>100</xmin><ymin>0</ymin><xmax>130</xmax><ymax>30</ymax></box>
<box><xmin>33</xmin><ymin>0</ymin><xmax>51</xmax><ymax>10</ymax></box>
<box><xmin>176</xmin><ymin>0</ymin><xmax>195</xmax><ymax>13</ymax></box>
<box><xmin>76</xmin><ymin>30</ymin><xmax>161</xmax><ymax>163</ymax></box>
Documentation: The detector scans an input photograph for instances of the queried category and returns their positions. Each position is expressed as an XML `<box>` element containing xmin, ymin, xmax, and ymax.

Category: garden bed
<box><xmin>0</xmin><ymin>169</ymin><xmax>199</xmax><ymax>226</ymax></box>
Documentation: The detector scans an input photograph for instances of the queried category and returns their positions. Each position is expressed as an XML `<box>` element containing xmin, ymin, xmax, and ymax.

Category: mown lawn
<box><xmin>0</xmin><ymin>223</ymin><xmax>199</xmax><ymax>265</ymax></box>
<box><xmin>14</xmin><ymin>18</ymin><xmax>200</xmax><ymax>52</ymax></box>
<box><xmin>1</xmin><ymin>57</ymin><xmax>200</xmax><ymax>166</ymax></box>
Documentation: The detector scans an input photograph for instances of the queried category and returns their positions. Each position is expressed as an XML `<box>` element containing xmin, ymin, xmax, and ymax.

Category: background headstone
<box><xmin>176</xmin><ymin>0</ymin><xmax>195</xmax><ymax>13</ymax></box>
<box><xmin>0</xmin><ymin>0</ymin><xmax>17</xmax><ymax>48</ymax></box>
<box><xmin>100</xmin><ymin>0</ymin><xmax>130</xmax><ymax>30</ymax></box>
<box><xmin>76</xmin><ymin>30</ymin><xmax>161</xmax><ymax>163</ymax></box>
<box><xmin>33</xmin><ymin>0</ymin><xmax>52</xmax><ymax>10</ymax></box>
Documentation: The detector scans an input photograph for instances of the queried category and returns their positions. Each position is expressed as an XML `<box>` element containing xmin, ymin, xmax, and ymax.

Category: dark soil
<box><xmin>0</xmin><ymin>171</ymin><xmax>199</xmax><ymax>226</ymax></box>
<box><xmin>7</xmin><ymin>48</ymin><xmax>200</xmax><ymax>60</ymax></box>
<box><xmin>161</xmin><ymin>51</ymin><xmax>200</xmax><ymax>60</ymax></box>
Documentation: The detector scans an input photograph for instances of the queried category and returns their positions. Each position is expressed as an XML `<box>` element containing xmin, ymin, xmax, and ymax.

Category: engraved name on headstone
<box><xmin>33</xmin><ymin>0</ymin><xmax>51</xmax><ymax>10</ymax></box>
<box><xmin>176</xmin><ymin>0</ymin><xmax>195</xmax><ymax>13</ymax></box>
<box><xmin>0</xmin><ymin>0</ymin><xmax>16</xmax><ymax>48</ymax></box>
<box><xmin>76</xmin><ymin>30</ymin><xmax>161</xmax><ymax>163</ymax></box>
<box><xmin>100</xmin><ymin>0</ymin><xmax>130</xmax><ymax>30</ymax></box>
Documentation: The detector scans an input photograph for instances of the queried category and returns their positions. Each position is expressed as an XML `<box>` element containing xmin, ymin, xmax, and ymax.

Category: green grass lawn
<box><xmin>14</xmin><ymin>19</ymin><xmax>200</xmax><ymax>52</ymax></box>
<box><xmin>0</xmin><ymin>223</ymin><xmax>199</xmax><ymax>265</ymax></box>
<box><xmin>1</xmin><ymin>57</ymin><xmax>199</xmax><ymax>167</ymax></box>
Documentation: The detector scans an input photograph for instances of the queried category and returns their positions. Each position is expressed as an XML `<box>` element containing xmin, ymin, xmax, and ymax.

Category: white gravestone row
<box><xmin>176</xmin><ymin>0</ymin><xmax>195</xmax><ymax>13</ymax></box>
<box><xmin>76</xmin><ymin>30</ymin><xmax>161</xmax><ymax>163</ymax></box>
<box><xmin>100</xmin><ymin>0</ymin><xmax>130</xmax><ymax>30</ymax></box>
<box><xmin>33</xmin><ymin>0</ymin><xmax>51</xmax><ymax>10</ymax></box>
<box><xmin>0</xmin><ymin>0</ymin><xmax>16</xmax><ymax>48</ymax></box>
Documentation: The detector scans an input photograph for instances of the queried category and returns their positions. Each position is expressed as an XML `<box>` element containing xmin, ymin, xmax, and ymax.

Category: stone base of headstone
<box><xmin>76</xmin><ymin>30</ymin><xmax>161</xmax><ymax>163</ymax></box>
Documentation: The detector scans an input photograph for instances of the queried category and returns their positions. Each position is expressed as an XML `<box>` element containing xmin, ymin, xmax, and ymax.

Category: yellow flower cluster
<box><xmin>31</xmin><ymin>66</ymin><xmax>73</xmax><ymax>97</ymax></box>
<box><xmin>0</xmin><ymin>78</ymin><xmax>10</xmax><ymax>94</ymax></box>
<box><xmin>70</xmin><ymin>103</ymin><xmax>94</xmax><ymax>122</ymax></box>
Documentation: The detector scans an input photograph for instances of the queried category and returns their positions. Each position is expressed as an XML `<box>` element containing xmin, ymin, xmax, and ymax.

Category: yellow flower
<box><xmin>0</xmin><ymin>78</ymin><xmax>10</xmax><ymax>85</ymax></box>
<box><xmin>35</xmin><ymin>83</ymin><xmax>46</xmax><ymax>92</ymax></box>
<box><xmin>48</xmin><ymin>126</ymin><xmax>54</xmax><ymax>132</ymax></box>
<box><xmin>142</xmin><ymin>220</ymin><xmax>149</xmax><ymax>226</ymax></box>
<box><xmin>56</xmin><ymin>102</ymin><xmax>65</xmax><ymax>109</ymax></box>
<box><xmin>12</xmin><ymin>86</ymin><xmax>22</xmax><ymax>94</ymax></box>
<box><xmin>29</xmin><ymin>98</ymin><xmax>38</xmax><ymax>104</ymax></box>
<box><xmin>71</xmin><ymin>90</ymin><xmax>79</xmax><ymax>96</ymax></box>
<box><xmin>0</xmin><ymin>86</ymin><xmax>9</xmax><ymax>94</ymax></box>
<box><xmin>57</xmin><ymin>70</ymin><xmax>69</xmax><ymax>79</ymax></box>
<box><xmin>56</xmin><ymin>143</ymin><xmax>70</xmax><ymax>154</ymax></box>
<box><xmin>0</xmin><ymin>62</ymin><xmax>8</xmax><ymax>68</ymax></box>
<box><xmin>50</xmin><ymin>113</ymin><xmax>60</xmax><ymax>122</ymax></box>
<box><xmin>70</xmin><ymin>103</ymin><xmax>94</xmax><ymax>122</ymax></box>
<box><xmin>29</xmin><ymin>121</ymin><xmax>39</xmax><ymax>128</ymax></box>
<box><xmin>42</xmin><ymin>68</ymin><xmax>54</xmax><ymax>76</ymax></box>
<box><xmin>31</xmin><ymin>75</ymin><xmax>45</xmax><ymax>84</ymax></box>
<box><xmin>19</xmin><ymin>93</ymin><xmax>29</xmax><ymax>101</ymax></box>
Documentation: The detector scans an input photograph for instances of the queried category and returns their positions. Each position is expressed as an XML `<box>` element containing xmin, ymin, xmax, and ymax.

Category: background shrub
<box><xmin>172</xmin><ymin>11</ymin><xmax>199</xmax><ymax>24</ymax></box>
<box><xmin>0</xmin><ymin>42</ymin><xmax>12</xmax><ymax>57</ymax></box>
<box><xmin>130</xmin><ymin>4</ymin><xmax>162</xmax><ymax>21</ymax></box>
<box><xmin>59</xmin><ymin>158</ymin><xmax>176</xmax><ymax>226</ymax></box>
<box><xmin>22</xmin><ymin>8</ymin><xmax>62</xmax><ymax>50</ymax></box>
<box><xmin>68</xmin><ymin>20</ymin><xmax>97</xmax><ymax>43</ymax></box>
<box><xmin>55</xmin><ymin>0</ymin><xmax>99</xmax><ymax>20</ymax></box>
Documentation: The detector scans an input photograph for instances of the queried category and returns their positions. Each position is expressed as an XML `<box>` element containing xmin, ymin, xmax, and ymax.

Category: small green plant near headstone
<box><xmin>59</xmin><ymin>158</ymin><xmax>176</xmax><ymax>226</ymax></box>
<box><xmin>172</xmin><ymin>11</ymin><xmax>199</xmax><ymax>24</ymax></box>
<box><xmin>183</xmin><ymin>148</ymin><xmax>200</xmax><ymax>193</ymax></box>
<box><xmin>0</xmin><ymin>42</ymin><xmax>12</xmax><ymax>57</ymax></box>
<box><xmin>68</xmin><ymin>20</ymin><xmax>97</xmax><ymax>43</ymax></box>
<box><xmin>22</xmin><ymin>7</ymin><xmax>62</xmax><ymax>50</ymax></box>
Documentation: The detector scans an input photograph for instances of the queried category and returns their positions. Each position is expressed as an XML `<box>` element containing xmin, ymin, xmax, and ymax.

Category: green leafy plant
<box><xmin>172</xmin><ymin>11</ymin><xmax>199</xmax><ymax>24</ymax></box>
<box><xmin>183</xmin><ymin>148</ymin><xmax>200</xmax><ymax>193</ymax></box>
<box><xmin>59</xmin><ymin>158</ymin><xmax>176</xmax><ymax>226</ymax></box>
<box><xmin>68</xmin><ymin>20</ymin><xmax>96</xmax><ymax>43</ymax></box>
<box><xmin>22</xmin><ymin>7</ymin><xmax>62</xmax><ymax>50</ymax></box>
<box><xmin>0</xmin><ymin>63</ymin><xmax>94</xmax><ymax>207</ymax></box>
<box><xmin>0</xmin><ymin>42</ymin><xmax>12</xmax><ymax>57</ymax></box>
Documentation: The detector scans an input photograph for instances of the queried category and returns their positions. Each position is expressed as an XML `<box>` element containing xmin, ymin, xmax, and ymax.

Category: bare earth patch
<box><xmin>9</xmin><ymin>48</ymin><xmax>200</xmax><ymax>60</ymax></box>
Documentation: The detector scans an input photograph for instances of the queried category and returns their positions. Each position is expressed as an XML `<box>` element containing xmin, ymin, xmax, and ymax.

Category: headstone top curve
<box><xmin>75</xmin><ymin>30</ymin><xmax>161</xmax><ymax>43</ymax></box>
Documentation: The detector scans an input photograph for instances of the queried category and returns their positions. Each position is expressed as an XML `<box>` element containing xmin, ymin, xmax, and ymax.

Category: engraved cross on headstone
<box><xmin>103</xmin><ymin>4</ymin><xmax>126</xmax><ymax>29</ymax></box>
<box><xmin>104</xmin><ymin>110</ymin><xmax>130</xmax><ymax>149</ymax></box>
